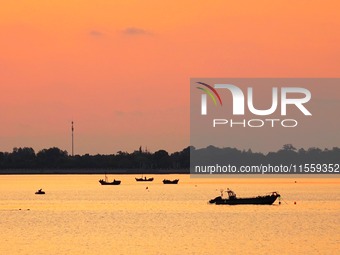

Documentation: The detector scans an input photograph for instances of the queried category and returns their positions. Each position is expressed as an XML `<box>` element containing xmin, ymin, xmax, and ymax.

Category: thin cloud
<box><xmin>121</xmin><ymin>27</ymin><xmax>153</xmax><ymax>36</ymax></box>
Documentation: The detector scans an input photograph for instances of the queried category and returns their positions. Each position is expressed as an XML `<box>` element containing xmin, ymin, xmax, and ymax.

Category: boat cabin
<box><xmin>226</xmin><ymin>189</ymin><xmax>236</xmax><ymax>199</ymax></box>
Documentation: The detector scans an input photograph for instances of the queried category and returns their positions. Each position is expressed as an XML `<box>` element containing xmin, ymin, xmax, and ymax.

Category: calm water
<box><xmin>0</xmin><ymin>175</ymin><xmax>339</xmax><ymax>255</ymax></box>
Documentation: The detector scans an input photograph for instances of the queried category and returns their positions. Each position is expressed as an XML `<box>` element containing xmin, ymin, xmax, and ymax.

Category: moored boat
<box><xmin>99</xmin><ymin>174</ymin><xmax>121</xmax><ymax>185</ymax></box>
<box><xmin>35</xmin><ymin>189</ymin><xmax>45</xmax><ymax>195</ymax></box>
<box><xmin>135</xmin><ymin>176</ymin><xmax>154</xmax><ymax>182</ymax></box>
<box><xmin>99</xmin><ymin>179</ymin><xmax>121</xmax><ymax>185</ymax></box>
<box><xmin>209</xmin><ymin>189</ymin><xmax>280</xmax><ymax>205</ymax></box>
<box><xmin>163</xmin><ymin>179</ymin><xmax>179</xmax><ymax>184</ymax></box>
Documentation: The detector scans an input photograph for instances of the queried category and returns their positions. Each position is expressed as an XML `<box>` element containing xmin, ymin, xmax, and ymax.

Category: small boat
<box><xmin>99</xmin><ymin>174</ymin><xmax>121</xmax><ymax>185</ymax></box>
<box><xmin>163</xmin><ymin>179</ymin><xmax>179</xmax><ymax>184</ymax></box>
<box><xmin>99</xmin><ymin>179</ymin><xmax>121</xmax><ymax>185</ymax></box>
<box><xmin>209</xmin><ymin>189</ymin><xmax>280</xmax><ymax>205</ymax></box>
<box><xmin>35</xmin><ymin>189</ymin><xmax>45</xmax><ymax>195</ymax></box>
<box><xmin>135</xmin><ymin>176</ymin><xmax>154</xmax><ymax>182</ymax></box>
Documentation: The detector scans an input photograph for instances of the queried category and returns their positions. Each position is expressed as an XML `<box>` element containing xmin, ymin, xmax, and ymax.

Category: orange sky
<box><xmin>0</xmin><ymin>0</ymin><xmax>339</xmax><ymax>155</ymax></box>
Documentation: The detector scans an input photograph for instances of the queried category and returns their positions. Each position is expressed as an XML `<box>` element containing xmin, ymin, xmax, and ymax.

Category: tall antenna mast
<box><xmin>71</xmin><ymin>121</ymin><xmax>74</xmax><ymax>156</ymax></box>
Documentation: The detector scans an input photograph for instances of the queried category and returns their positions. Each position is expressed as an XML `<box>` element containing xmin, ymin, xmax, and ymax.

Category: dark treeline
<box><xmin>192</xmin><ymin>144</ymin><xmax>340</xmax><ymax>167</ymax></box>
<box><xmin>0</xmin><ymin>144</ymin><xmax>339</xmax><ymax>173</ymax></box>
<box><xmin>0</xmin><ymin>146</ymin><xmax>190</xmax><ymax>171</ymax></box>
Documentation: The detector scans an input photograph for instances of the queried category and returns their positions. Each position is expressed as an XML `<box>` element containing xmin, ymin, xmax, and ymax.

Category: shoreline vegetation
<box><xmin>0</xmin><ymin>144</ymin><xmax>339</xmax><ymax>174</ymax></box>
<box><xmin>0</xmin><ymin>169</ymin><xmax>189</xmax><ymax>175</ymax></box>
<box><xmin>0</xmin><ymin>146</ymin><xmax>190</xmax><ymax>174</ymax></box>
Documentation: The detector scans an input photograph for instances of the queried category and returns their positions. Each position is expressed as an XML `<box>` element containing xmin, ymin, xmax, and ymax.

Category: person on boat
<box><xmin>226</xmin><ymin>188</ymin><xmax>236</xmax><ymax>199</ymax></box>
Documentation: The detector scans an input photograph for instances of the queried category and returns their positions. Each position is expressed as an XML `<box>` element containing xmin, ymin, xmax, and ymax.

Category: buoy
<box><xmin>294</xmin><ymin>201</ymin><xmax>296</xmax><ymax>205</ymax></box>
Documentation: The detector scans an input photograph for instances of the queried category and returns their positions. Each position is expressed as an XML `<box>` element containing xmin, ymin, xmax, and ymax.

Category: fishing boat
<box><xmin>135</xmin><ymin>176</ymin><xmax>154</xmax><ymax>182</ymax></box>
<box><xmin>35</xmin><ymin>189</ymin><xmax>45</xmax><ymax>195</ymax></box>
<box><xmin>163</xmin><ymin>179</ymin><xmax>179</xmax><ymax>184</ymax></box>
<box><xmin>209</xmin><ymin>189</ymin><xmax>280</xmax><ymax>205</ymax></box>
<box><xmin>99</xmin><ymin>174</ymin><xmax>121</xmax><ymax>185</ymax></box>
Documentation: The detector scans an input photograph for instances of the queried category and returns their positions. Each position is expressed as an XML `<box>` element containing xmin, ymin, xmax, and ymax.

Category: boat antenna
<box><xmin>71</xmin><ymin>121</ymin><xmax>74</xmax><ymax>156</ymax></box>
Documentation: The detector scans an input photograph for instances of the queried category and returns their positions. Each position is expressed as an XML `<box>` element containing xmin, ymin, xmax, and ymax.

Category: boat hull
<box><xmin>163</xmin><ymin>179</ymin><xmax>179</xmax><ymax>184</ymax></box>
<box><xmin>99</xmin><ymin>180</ymin><xmax>121</xmax><ymax>185</ymax></box>
<box><xmin>210</xmin><ymin>195</ymin><xmax>279</xmax><ymax>205</ymax></box>
<box><xmin>135</xmin><ymin>178</ymin><xmax>154</xmax><ymax>182</ymax></box>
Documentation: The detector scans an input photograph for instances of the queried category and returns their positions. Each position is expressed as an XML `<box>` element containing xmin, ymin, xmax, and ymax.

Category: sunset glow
<box><xmin>1</xmin><ymin>0</ymin><xmax>339</xmax><ymax>154</ymax></box>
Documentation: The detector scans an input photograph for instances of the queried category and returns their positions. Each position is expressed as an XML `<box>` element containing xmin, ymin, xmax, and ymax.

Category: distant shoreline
<box><xmin>0</xmin><ymin>169</ymin><xmax>189</xmax><ymax>175</ymax></box>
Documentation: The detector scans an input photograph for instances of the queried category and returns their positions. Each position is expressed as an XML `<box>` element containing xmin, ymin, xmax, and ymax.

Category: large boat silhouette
<box><xmin>209</xmin><ymin>189</ymin><xmax>280</xmax><ymax>205</ymax></box>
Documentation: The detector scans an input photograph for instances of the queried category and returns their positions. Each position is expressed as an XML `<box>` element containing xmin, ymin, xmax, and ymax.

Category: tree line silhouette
<box><xmin>0</xmin><ymin>145</ymin><xmax>338</xmax><ymax>173</ymax></box>
<box><xmin>191</xmin><ymin>144</ymin><xmax>340</xmax><ymax>167</ymax></box>
<box><xmin>0</xmin><ymin>146</ymin><xmax>190</xmax><ymax>172</ymax></box>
